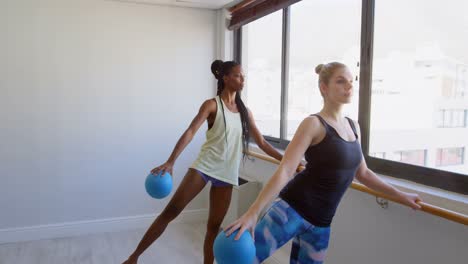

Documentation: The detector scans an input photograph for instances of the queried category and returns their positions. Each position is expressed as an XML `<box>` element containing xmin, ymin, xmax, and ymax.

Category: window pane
<box><xmin>370</xmin><ymin>152</ymin><xmax>386</xmax><ymax>159</ymax></box>
<box><xmin>242</xmin><ymin>11</ymin><xmax>283</xmax><ymax>138</ymax></box>
<box><xmin>370</xmin><ymin>0</ymin><xmax>468</xmax><ymax>175</ymax></box>
<box><xmin>287</xmin><ymin>0</ymin><xmax>361</xmax><ymax>140</ymax></box>
<box><xmin>438</xmin><ymin>109</ymin><xmax>466</xmax><ymax>127</ymax></box>
<box><xmin>392</xmin><ymin>150</ymin><xmax>427</xmax><ymax>166</ymax></box>
<box><xmin>466</xmin><ymin>110</ymin><xmax>468</xmax><ymax>127</ymax></box>
<box><xmin>436</xmin><ymin>147</ymin><xmax>465</xmax><ymax>166</ymax></box>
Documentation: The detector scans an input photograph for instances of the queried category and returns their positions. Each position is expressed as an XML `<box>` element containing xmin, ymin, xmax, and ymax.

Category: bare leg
<box><xmin>203</xmin><ymin>184</ymin><xmax>233</xmax><ymax>264</ymax></box>
<box><xmin>122</xmin><ymin>169</ymin><xmax>207</xmax><ymax>264</ymax></box>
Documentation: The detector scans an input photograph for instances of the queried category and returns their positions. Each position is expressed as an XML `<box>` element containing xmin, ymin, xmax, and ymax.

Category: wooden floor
<box><xmin>0</xmin><ymin>222</ymin><xmax>290</xmax><ymax>264</ymax></box>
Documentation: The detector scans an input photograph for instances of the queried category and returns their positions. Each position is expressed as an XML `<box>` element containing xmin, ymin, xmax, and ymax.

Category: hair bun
<box><xmin>211</xmin><ymin>60</ymin><xmax>224</xmax><ymax>79</ymax></box>
<box><xmin>315</xmin><ymin>64</ymin><xmax>324</xmax><ymax>74</ymax></box>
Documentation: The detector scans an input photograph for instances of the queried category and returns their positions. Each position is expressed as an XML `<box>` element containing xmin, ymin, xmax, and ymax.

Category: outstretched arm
<box><xmin>226</xmin><ymin>116</ymin><xmax>322</xmax><ymax>239</ymax></box>
<box><xmin>247</xmin><ymin>109</ymin><xmax>283</xmax><ymax>161</ymax></box>
<box><xmin>151</xmin><ymin>99</ymin><xmax>216</xmax><ymax>175</ymax></box>
<box><xmin>353</xmin><ymin>120</ymin><xmax>421</xmax><ymax>210</ymax></box>
<box><xmin>354</xmin><ymin>159</ymin><xmax>421</xmax><ymax>210</ymax></box>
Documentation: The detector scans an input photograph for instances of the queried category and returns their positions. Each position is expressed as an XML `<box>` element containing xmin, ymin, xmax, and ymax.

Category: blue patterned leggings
<box><xmin>254</xmin><ymin>199</ymin><xmax>331</xmax><ymax>264</ymax></box>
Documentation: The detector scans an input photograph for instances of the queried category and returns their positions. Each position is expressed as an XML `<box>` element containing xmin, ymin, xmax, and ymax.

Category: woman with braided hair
<box><xmin>123</xmin><ymin>60</ymin><xmax>283</xmax><ymax>264</ymax></box>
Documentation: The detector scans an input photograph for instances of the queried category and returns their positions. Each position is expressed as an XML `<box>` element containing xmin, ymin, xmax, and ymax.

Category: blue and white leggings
<box><xmin>254</xmin><ymin>199</ymin><xmax>331</xmax><ymax>264</ymax></box>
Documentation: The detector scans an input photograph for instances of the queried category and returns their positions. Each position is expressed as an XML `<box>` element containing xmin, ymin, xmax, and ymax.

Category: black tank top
<box><xmin>280</xmin><ymin>115</ymin><xmax>362</xmax><ymax>227</ymax></box>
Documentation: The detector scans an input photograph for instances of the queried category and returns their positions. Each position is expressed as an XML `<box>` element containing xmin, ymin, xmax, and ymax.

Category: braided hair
<box><xmin>211</xmin><ymin>60</ymin><xmax>250</xmax><ymax>159</ymax></box>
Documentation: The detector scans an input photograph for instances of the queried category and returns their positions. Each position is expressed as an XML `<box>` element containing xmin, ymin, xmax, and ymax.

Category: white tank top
<box><xmin>190</xmin><ymin>96</ymin><xmax>243</xmax><ymax>185</ymax></box>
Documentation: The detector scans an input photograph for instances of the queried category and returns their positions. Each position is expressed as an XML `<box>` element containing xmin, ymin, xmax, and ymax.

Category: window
<box><xmin>370</xmin><ymin>152</ymin><xmax>386</xmax><ymax>159</ymax></box>
<box><xmin>455</xmin><ymin>65</ymin><xmax>467</xmax><ymax>99</ymax></box>
<box><xmin>436</xmin><ymin>147</ymin><xmax>465</xmax><ymax>167</ymax></box>
<box><xmin>241</xmin><ymin>0</ymin><xmax>362</xmax><ymax>142</ymax></box>
<box><xmin>368</xmin><ymin>0</ymin><xmax>468</xmax><ymax>183</ymax></box>
<box><xmin>287</xmin><ymin>0</ymin><xmax>361</xmax><ymax>140</ymax></box>
<box><xmin>466</xmin><ymin>110</ymin><xmax>468</xmax><ymax>128</ymax></box>
<box><xmin>242</xmin><ymin>10</ymin><xmax>283</xmax><ymax>138</ymax></box>
<box><xmin>392</xmin><ymin>150</ymin><xmax>427</xmax><ymax>167</ymax></box>
<box><xmin>235</xmin><ymin>0</ymin><xmax>468</xmax><ymax>193</ymax></box>
<box><xmin>437</xmin><ymin>109</ymin><xmax>467</xmax><ymax>128</ymax></box>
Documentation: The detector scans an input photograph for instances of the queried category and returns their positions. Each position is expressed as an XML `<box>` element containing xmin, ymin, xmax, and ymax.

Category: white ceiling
<box><xmin>110</xmin><ymin>0</ymin><xmax>239</xmax><ymax>9</ymax></box>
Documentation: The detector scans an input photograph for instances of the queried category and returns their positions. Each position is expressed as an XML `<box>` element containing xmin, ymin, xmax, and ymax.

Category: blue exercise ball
<box><xmin>213</xmin><ymin>230</ymin><xmax>256</xmax><ymax>264</ymax></box>
<box><xmin>145</xmin><ymin>171</ymin><xmax>172</xmax><ymax>199</ymax></box>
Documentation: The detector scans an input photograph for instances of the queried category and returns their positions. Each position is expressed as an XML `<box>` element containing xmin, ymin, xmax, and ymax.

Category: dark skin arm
<box><xmin>151</xmin><ymin>99</ymin><xmax>217</xmax><ymax>176</ymax></box>
<box><xmin>247</xmin><ymin>109</ymin><xmax>283</xmax><ymax>161</ymax></box>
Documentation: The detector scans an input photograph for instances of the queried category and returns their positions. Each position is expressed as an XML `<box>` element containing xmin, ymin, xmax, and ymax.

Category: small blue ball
<box><xmin>214</xmin><ymin>230</ymin><xmax>256</xmax><ymax>264</ymax></box>
<box><xmin>145</xmin><ymin>171</ymin><xmax>172</xmax><ymax>199</ymax></box>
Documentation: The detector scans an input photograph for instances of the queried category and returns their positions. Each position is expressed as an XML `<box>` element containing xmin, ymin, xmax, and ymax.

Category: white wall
<box><xmin>241</xmin><ymin>157</ymin><xmax>468</xmax><ymax>264</ymax></box>
<box><xmin>0</xmin><ymin>0</ymin><xmax>219</xmax><ymax>239</ymax></box>
<box><xmin>327</xmin><ymin>189</ymin><xmax>467</xmax><ymax>264</ymax></box>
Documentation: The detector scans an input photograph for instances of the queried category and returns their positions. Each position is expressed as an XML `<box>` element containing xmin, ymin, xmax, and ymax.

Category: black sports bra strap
<box><xmin>311</xmin><ymin>114</ymin><xmax>330</xmax><ymax>132</ymax></box>
<box><xmin>346</xmin><ymin>117</ymin><xmax>359</xmax><ymax>139</ymax></box>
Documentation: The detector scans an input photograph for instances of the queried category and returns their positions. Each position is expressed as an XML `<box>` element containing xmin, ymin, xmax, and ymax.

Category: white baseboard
<box><xmin>0</xmin><ymin>209</ymin><xmax>208</xmax><ymax>244</ymax></box>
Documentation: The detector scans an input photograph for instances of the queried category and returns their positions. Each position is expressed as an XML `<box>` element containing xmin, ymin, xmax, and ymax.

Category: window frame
<box><xmin>233</xmin><ymin>0</ymin><xmax>468</xmax><ymax>194</ymax></box>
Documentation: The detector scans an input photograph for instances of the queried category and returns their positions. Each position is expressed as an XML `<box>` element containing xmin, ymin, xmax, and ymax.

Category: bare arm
<box><xmin>247</xmin><ymin>109</ymin><xmax>283</xmax><ymax>161</ymax></box>
<box><xmin>151</xmin><ymin>99</ymin><xmax>216</xmax><ymax>175</ymax></box>
<box><xmin>226</xmin><ymin>116</ymin><xmax>322</xmax><ymax>239</ymax></box>
<box><xmin>353</xmin><ymin>121</ymin><xmax>421</xmax><ymax>209</ymax></box>
<box><xmin>354</xmin><ymin>158</ymin><xmax>421</xmax><ymax>209</ymax></box>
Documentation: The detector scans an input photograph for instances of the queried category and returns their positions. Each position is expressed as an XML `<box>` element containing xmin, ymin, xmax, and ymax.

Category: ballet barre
<box><xmin>246</xmin><ymin>151</ymin><xmax>468</xmax><ymax>226</ymax></box>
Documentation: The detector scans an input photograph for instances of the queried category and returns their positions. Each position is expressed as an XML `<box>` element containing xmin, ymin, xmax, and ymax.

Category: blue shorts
<box><xmin>193</xmin><ymin>169</ymin><xmax>232</xmax><ymax>187</ymax></box>
<box><xmin>255</xmin><ymin>199</ymin><xmax>331</xmax><ymax>264</ymax></box>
